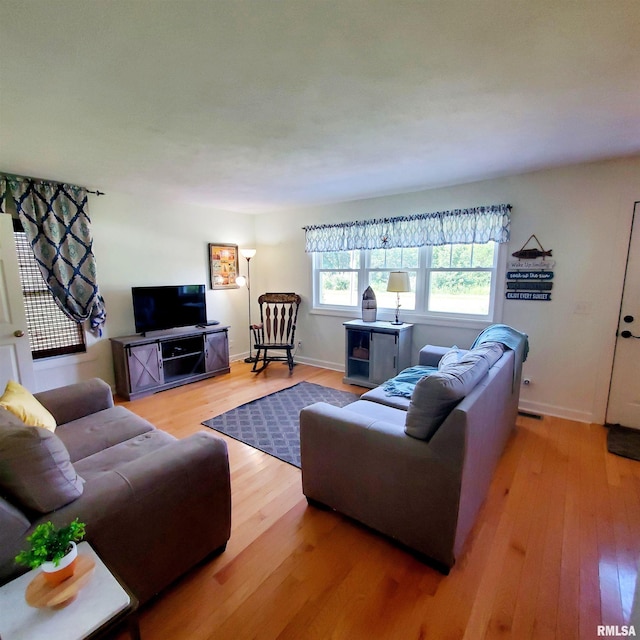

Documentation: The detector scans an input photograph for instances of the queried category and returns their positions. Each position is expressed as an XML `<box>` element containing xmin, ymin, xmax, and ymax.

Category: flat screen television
<box><xmin>132</xmin><ymin>285</ymin><xmax>207</xmax><ymax>334</ymax></box>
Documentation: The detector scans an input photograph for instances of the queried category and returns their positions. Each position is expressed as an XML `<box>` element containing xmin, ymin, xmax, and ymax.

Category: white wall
<box><xmin>31</xmin><ymin>155</ymin><xmax>639</xmax><ymax>424</ymax></box>
<box><xmin>253</xmin><ymin>156</ymin><xmax>640</xmax><ymax>423</ymax></box>
<box><xmin>33</xmin><ymin>191</ymin><xmax>255</xmax><ymax>390</ymax></box>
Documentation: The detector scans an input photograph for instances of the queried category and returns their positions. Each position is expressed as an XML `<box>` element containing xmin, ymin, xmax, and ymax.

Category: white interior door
<box><xmin>607</xmin><ymin>201</ymin><xmax>640</xmax><ymax>429</ymax></box>
<box><xmin>0</xmin><ymin>214</ymin><xmax>34</xmax><ymax>391</ymax></box>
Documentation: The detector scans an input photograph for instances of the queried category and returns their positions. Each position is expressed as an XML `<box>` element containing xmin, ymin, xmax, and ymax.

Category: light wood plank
<box><xmin>110</xmin><ymin>361</ymin><xmax>640</xmax><ymax>640</ymax></box>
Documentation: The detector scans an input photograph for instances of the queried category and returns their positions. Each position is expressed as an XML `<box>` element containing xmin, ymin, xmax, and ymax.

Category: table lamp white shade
<box><xmin>386</xmin><ymin>271</ymin><xmax>410</xmax><ymax>325</ymax></box>
<box><xmin>240</xmin><ymin>248</ymin><xmax>257</xmax><ymax>259</ymax></box>
<box><xmin>386</xmin><ymin>271</ymin><xmax>411</xmax><ymax>292</ymax></box>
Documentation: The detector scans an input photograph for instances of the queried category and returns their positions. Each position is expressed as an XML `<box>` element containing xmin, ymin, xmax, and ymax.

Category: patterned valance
<box><xmin>0</xmin><ymin>175</ymin><xmax>107</xmax><ymax>335</ymax></box>
<box><xmin>303</xmin><ymin>204</ymin><xmax>511</xmax><ymax>252</ymax></box>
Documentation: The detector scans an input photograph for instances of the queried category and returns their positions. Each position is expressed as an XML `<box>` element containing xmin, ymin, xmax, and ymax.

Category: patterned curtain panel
<box><xmin>0</xmin><ymin>176</ymin><xmax>107</xmax><ymax>335</ymax></box>
<box><xmin>303</xmin><ymin>204</ymin><xmax>511</xmax><ymax>252</ymax></box>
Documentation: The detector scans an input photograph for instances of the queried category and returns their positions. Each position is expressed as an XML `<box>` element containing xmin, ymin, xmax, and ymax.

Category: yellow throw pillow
<box><xmin>0</xmin><ymin>380</ymin><xmax>57</xmax><ymax>431</ymax></box>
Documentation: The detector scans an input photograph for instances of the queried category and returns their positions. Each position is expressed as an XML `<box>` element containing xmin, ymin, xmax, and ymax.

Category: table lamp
<box><xmin>386</xmin><ymin>271</ymin><xmax>410</xmax><ymax>325</ymax></box>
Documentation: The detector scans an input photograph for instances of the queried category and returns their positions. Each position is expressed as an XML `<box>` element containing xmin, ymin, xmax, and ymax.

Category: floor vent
<box><xmin>518</xmin><ymin>411</ymin><xmax>542</xmax><ymax>420</ymax></box>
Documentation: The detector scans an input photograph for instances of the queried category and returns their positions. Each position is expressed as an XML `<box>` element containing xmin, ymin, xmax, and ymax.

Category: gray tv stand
<box><xmin>110</xmin><ymin>326</ymin><xmax>230</xmax><ymax>400</ymax></box>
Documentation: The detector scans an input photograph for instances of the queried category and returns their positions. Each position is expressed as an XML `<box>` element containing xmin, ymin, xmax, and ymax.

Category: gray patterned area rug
<box><xmin>607</xmin><ymin>425</ymin><xmax>640</xmax><ymax>462</ymax></box>
<box><xmin>202</xmin><ymin>382</ymin><xmax>359</xmax><ymax>467</ymax></box>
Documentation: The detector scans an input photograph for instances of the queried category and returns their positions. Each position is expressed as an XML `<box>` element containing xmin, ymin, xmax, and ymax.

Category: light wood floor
<box><xmin>116</xmin><ymin>361</ymin><xmax>640</xmax><ymax>640</ymax></box>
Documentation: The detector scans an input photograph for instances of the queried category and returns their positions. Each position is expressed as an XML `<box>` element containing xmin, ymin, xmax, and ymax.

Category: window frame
<box><xmin>311</xmin><ymin>242</ymin><xmax>506</xmax><ymax>328</ymax></box>
<box><xmin>13</xmin><ymin>220</ymin><xmax>87</xmax><ymax>360</ymax></box>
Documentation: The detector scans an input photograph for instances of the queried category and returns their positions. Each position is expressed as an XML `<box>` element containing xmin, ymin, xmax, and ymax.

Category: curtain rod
<box><xmin>0</xmin><ymin>173</ymin><xmax>105</xmax><ymax>196</ymax></box>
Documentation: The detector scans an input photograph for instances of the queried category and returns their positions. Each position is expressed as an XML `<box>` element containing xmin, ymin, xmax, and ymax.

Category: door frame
<box><xmin>0</xmin><ymin>213</ymin><xmax>35</xmax><ymax>390</ymax></box>
<box><xmin>605</xmin><ymin>200</ymin><xmax>640</xmax><ymax>425</ymax></box>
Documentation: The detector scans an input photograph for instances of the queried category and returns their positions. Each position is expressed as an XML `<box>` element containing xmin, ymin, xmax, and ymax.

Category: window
<box><xmin>428</xmin><ymin>243</ymin><xmax>496</xmax><ymax>316</ymax></box>
<box><xmin>368</xmin><ymin>247</ymin><xmax>419</xmax><ymax>312</ymax></box>
<box><xmin>13</xmin><ymin>221</ymin><xmax>86</xmax><ymax>359</ymax></box>
<box><xmin>315</xmin><ymin>250</ymin><xmax>360</xmax><ymax>307</ymax></box>
<box><xmin>313</xmin><ymin>241</ymin><xmax>502</xmax><ymax>323</ymax></box>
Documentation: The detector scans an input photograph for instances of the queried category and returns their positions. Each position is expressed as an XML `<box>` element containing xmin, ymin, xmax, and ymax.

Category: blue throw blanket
<box><xmin>382</xmin><ymin>365</ymin><xmax>437</xmax><ymax>397</ymax></box>
<box><xmin>382</xmin><ymin>325</ymin><xmax>529</xmax><ymax>398</ymax></box>
<box><xmin>471</xmin><ymin>323</ymin><xmax>529</xmax><ymax>362</ymax></box>
<box><xmin>471</xmin><ymin>324</ymin><xmax>529</xmax><ymax>390</ymax></box>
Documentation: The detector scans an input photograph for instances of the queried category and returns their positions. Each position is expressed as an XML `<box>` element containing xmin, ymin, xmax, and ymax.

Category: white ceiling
<box><xmin>1</xmin><ymin>1</ymin><xmax>639</xmax><ymax>213</ymax></box>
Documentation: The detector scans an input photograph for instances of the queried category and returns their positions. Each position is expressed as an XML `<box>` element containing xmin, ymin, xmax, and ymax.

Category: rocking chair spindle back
<box><xmin>251</xmin><ymin>293</ymin><xmax>301</xmax><ymax>374</ymax></box>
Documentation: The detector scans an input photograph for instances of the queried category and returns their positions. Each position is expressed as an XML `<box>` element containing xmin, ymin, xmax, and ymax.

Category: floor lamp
<box><xmin>237</xmin><ymin>248</ymin><xmax>256</xmax><ymax>363</ymax></box>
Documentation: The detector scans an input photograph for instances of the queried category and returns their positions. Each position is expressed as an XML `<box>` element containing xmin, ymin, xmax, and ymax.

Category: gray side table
<box><xmin>343</xmin><ymin>319</ymin><xmax>414</xmax><ymax>388</ymax></box>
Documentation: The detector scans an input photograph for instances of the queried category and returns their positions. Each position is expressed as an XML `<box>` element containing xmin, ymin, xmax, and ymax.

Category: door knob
<box><xmin>13</xmin><ymin>330</ymin><xmax>25</xmax><ymax>338</ymax></box>
<box><xmin>623</xmin><ymin>315</ymin><xmax>634</xmax><ymax>323</ymax></box>
<box><xmin>620</xmin><ymin>330</ymin><xmax>640</xmax><ymax>339</ymax></box>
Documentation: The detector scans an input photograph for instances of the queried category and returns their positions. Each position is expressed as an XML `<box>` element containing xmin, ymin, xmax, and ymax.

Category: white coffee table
<box><xmin>0</xmin><ymin>541</ymin><xmax>140</xmax><ymax>640</ymax></box>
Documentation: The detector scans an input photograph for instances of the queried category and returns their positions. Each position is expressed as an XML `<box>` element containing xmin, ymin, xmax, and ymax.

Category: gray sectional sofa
<box><xmin>0</xmin><ymin>378</ymin><xmax>231</xmax><ymax>604</ymax></box>
<box><xmin>300</xmin><ymin>325</ymin><xmax>527</xmax><ymax>571</ymax></box>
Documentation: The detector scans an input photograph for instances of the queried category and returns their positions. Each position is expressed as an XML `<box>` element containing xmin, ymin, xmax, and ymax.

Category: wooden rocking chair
<box><xmin>251</xmin><ymin>293</ymin><xmax>301</xmax><ymax>374</ymax></box>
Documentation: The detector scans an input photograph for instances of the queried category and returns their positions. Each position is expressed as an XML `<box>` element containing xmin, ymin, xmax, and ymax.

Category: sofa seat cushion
<box><xmin>341</xmin><ymin>400</ymin><xmax>408</xmax><ymax>429</ymax></box>
<box><xmin>380</xmin><ymin>366</ymin><xmax>438</xmax><ymax>399</ymax></box>
<box><xmin>360</xmin><ymin>387</ymin><xmax>412</xmax><ymax>411</ymax></box>
<box><xmin>56</xmin><ymin>406</ymin><xmax>156</xmax><ymax>463</ymax></box>
<box><xmin>0</xmin><ymin>424</ymin><xmax>84</xmax><ymax>513</ymax></box>
<box><xmin>73</xmin><ymin>429</ymin><xmax>177</xmax><ymax>479</ymax></box>
<box><xmin>405</xmin><ymin>357</ymin><xmax>491</xmax><ymax>441</ymax></box>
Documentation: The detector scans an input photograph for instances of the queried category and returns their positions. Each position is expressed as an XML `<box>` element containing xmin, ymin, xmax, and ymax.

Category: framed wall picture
<box><xmin>209</xmin><ymin>243</ymin><xmax>239</xmax><ymax>289</ymax></box>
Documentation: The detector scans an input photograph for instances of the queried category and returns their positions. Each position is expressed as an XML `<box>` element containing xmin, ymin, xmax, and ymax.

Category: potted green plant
<box><xmin>15</xmin><ymin>518</ymin><xmax>86</xmax><ymax>586</ymax></box>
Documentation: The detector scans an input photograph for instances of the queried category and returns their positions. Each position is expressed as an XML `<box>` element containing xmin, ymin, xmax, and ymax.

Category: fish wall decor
<box><xmin>512</xmin><ymin>234</ymin><xmax>552</xmax><ymax>261</ymax></box>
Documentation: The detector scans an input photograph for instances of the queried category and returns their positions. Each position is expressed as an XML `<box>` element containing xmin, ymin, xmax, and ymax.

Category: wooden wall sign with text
<box><xmin>505</xmin><ymin>259</ymin><xmax>555</xmax><ymax>302</ymax></box>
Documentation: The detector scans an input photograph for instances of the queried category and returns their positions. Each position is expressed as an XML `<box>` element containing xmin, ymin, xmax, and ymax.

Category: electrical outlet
<box><xmin>297</xmin><ymin>340</ymin><xmax>302</xmax><ymax>349</ymax></box>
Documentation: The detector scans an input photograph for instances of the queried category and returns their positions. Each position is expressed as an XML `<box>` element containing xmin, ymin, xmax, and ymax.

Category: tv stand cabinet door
<box><xmin>205</xmin><ymin>330</ymin><xmax>229</xmax><ymax>373</ymax></box>
<box><xmin>127</xmin><ymin>342</ymin><xmax>164</xmax><ymax>393</ymax></box>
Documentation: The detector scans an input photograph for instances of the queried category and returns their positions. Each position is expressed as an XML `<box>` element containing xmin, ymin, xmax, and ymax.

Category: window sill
<box><xmin>33</xmin><ymin>350</ymin><xmax>95</xmax><ymax>370</ymax></box>
<box><xmin>309</xmin><ymin>306</ymin><xmax>496</xmax><ymax>330</ymax></box>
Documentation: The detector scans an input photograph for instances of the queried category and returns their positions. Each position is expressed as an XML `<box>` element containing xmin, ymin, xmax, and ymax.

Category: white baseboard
<box><xmin>293</xmin><ymin>355</ymin><xmax>344</xmax><ymax>372</ymax></box>
<box><xmin>230</xmin><ymin>353</ymin><xmax>596</xmax><ymax>424</ymax></box>
<box><xmin>518</xmin><ymin>399</ymin><xmax>594</xmax><ymax>424</ymax></box>
<box><xmin>229</xmin><ymin>351</ymin><xmax>343</xmax><ymax>372</ymax></box>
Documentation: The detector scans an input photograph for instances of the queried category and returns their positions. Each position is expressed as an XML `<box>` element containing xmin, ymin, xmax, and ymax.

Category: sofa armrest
<box><xmin>418</xmin><ymin>345</ymin><xmax>450</xmax><ymax>367</ymax></box>
<box><xmin>300</xmin><ymin>403</ymin><xmax>461</xmax><ymax>566</ymax></box>
<box><xmin>300</xmin><ymin>402</ymin><xmax>452</xmax><ymax>481</ymax></box>
<box><xmin>418</xmin><ymin>345</ymin><xmax>469</xmax><ymax>367</ymax></box>
<box><xmin>111</xmin><ymin>431</ymin><xmax>230</xmax><ymax>505</ymax></box>
<box><xmin>300</xmin><ymin>401</ymin><xmax>462</xmax><ymax>567</ymax></box>
<box><xmin>0</xmin><ymin>498</ymin><xmax>31</xmax><ymax>586</ymax></box>
<box><xmin>34</xmin><ymin>378</ymin><xmax>114</xmax><ymax>425</ymax></box>
<box><xmin>46</xmin><ymin>430</ymin><xmax>231</xmax><ymax>604</ymax></box>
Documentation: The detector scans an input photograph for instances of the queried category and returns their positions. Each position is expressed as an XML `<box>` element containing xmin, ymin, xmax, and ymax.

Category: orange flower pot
<box><xmin>41</xmin><ymin>542</ymin><xmax>78</xmax><ymax>586</ymax></box>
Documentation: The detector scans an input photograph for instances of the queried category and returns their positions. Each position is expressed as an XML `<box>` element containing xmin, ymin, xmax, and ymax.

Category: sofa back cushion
<box><xmin>462</xmin><ymin>341</ymin><xmax>504</xmax><ymax>369</ymax></box>
<box><xmin>405</xmin><ymin>356</ymin><xmax>491</xmax><ymax>441</ymax></box>
<box><xmin>438</xmin><ymin>346</ymin><xmax>463</xmax><ymax>369</ymax></box>
<box><xmin>0</xmin><ymin>406</ymin><xmax>28</xmax><ymax>429</ymax></box>
<box><xmin>0</xmin><ymin>423</ymin><xmax>84</xmax><ymax>513</ymax></box>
